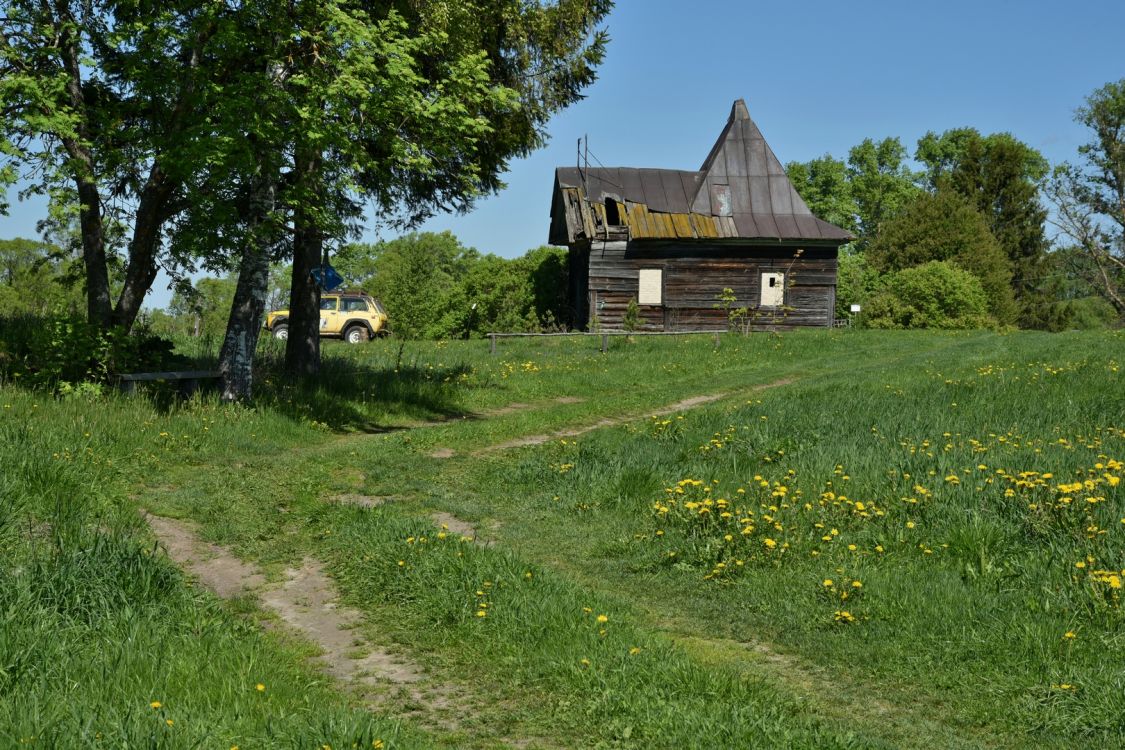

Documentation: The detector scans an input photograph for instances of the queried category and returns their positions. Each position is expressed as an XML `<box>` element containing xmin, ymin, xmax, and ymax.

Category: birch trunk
<box><xmin>219</xmin><ymin>176</ymin><xmax>278</xmax><ymax>402</ymax></box>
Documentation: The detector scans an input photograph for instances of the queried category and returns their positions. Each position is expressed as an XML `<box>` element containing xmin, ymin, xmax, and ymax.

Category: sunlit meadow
<box><xmin>2</xmin><ymin>329</ymin><xmax>1122</xmax><ymax>748</ymax></box>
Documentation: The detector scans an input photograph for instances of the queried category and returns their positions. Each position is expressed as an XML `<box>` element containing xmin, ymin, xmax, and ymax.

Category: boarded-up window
<box><xmin>710</xmin><ymin>184</ymin><xmax>732</xmax><ymax>216</ymax></box>
<box><xmin>638</xmin><ymin>269</ymin><xmax>662</xmax><ymax>305</ymax></box>
<box><xmin>760</xmin><ymin>272</ymin><xmax>784</xmax><ymax>307</ymax></box>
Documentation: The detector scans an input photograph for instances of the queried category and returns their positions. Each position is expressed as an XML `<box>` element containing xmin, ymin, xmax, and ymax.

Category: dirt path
<box><xmin>475</xmin><ymin>376</ymin><xmax>795</xmax><ymax>454</ymax></box>
<box><xmin>144</xmin><ymin>512</ymin><xmax>458</xmax><ymax>721</ymax></box>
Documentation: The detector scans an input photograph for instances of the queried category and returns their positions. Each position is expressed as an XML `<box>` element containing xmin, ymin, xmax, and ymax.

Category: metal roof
<box><xmin>550</xmin><ymin>99</ymin><xmax>854</xmax><ymax>245</ymax></box>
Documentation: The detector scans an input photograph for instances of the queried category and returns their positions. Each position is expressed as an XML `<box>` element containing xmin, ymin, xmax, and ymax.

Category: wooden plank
<box><xmin>670</xmin><ymin>213</ymin><xmax>695</xmax><ymax>238</ymax></box>
<box><xmin>628</xmin><ymin>202</ymin><xmax>650</xmax><ymax>238</ymax></box>
<box><xmin>119</xmin><ymin>371</ymin><xmax>220</xmax><ymax>381</ymax></box>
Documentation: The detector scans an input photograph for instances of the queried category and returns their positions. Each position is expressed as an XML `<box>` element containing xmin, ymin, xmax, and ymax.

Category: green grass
<box><xmin>2</xmin><ymin>328</ymin><xmax>1123</xmax><ymax>748</ymax></box>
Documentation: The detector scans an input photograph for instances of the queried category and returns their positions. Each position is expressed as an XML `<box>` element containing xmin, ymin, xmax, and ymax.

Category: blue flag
<box><xmin>310</xmin><ymin>265</ymin><xmax>344</xmax><ymax>291</ymax></box>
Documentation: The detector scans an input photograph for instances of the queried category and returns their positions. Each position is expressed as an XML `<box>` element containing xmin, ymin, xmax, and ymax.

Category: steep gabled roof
<box><xmin>549</xmin><ymin>99</ymin><xmax>853</xmax><ymax>245</ymax></box>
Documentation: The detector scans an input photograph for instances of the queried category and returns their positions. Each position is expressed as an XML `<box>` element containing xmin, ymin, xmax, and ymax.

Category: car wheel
<box><xmin>273</xmin><ymin>323</ymin><xmax>289</xmax><ymax>340</ymax></box>
<box><xmin>345</xmin><ymin>325</ymin><xmax>367</xmax><ymax>344</ymax></box>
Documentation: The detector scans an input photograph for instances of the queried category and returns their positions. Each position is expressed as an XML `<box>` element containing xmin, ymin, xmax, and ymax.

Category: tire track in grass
<box><xmin>422</xmin><ymin>376</ymin><xmax>798</xmax><ymax>458</ymax></box>
<box><xmin>143</xmin><ymin>512</ymin><xmax>464</xmax><ymax>730</ymax></box>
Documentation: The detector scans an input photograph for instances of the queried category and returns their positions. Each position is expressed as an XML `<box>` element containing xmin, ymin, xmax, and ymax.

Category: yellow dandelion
<box><xmin>256</xmin><ymin>683</ymin><xmax>266</xmax><ymax>692</ymax></box>
<box><xmin>150</xmin><ymin>701</ymin><xmax>162</xmax><ymax>709</ymax></box>
<box><xmin>596</xmin><ymin>614</ymin><xmax>608</xmax><ymax>623</ymax></box>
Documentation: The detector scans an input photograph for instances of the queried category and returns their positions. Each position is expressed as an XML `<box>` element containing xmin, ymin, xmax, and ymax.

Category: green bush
<box><xmin>867</xmin><ymin>190</ymin><xmax>1017</xmax><ymax>325</ymax></box>
<box><xmin>0</xmin><ymin>315</ymin><xmax>183</xmax><ymax>389</ymax></box>
<box><xmin>1040</xmin><ymin>296</ymin><xmax>1120</xmax><ymax>331</ymax></box>
<box><xmin>863</xmin><ymin>261</ymin><xmax>996</xmax><ymax>329</ymax></box>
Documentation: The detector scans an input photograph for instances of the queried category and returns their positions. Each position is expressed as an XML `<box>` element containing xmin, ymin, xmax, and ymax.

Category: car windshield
<box><xmin>320</xmin><ymin>298</ymin><xmax>338</xmax><ymax>311</ymax></box>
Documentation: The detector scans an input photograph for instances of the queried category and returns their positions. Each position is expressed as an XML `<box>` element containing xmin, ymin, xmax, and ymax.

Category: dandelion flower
<box><xmin>596</xmin><ymin>614</ymin><xmax>608</xmax><ymax>624</ymax></box>
<box><xmin>150</xmin><ymin>701</ymin><xmax>162</xmax><ymax>709</ymax></box>
<box><xmin>256</xmin><ymin>683</ymin><xmax>266</xmax><ymax>692</ymax></box>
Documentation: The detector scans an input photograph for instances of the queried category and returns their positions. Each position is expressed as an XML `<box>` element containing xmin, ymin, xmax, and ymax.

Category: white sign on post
<box><xmin>638</xmin><ymin>269</ymin><xmax>662</xmax><ymax>305</ymax></box>
<box><xmin>850</xmin><ymin>304</ymin><xmax>862</xmax><ymax>313</ymax></box>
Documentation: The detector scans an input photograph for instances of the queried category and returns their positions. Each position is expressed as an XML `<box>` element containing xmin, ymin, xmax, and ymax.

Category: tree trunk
<box><xmin>54</xmin><ymin>4</ymin><xmax>113</xmax><ymax>328</ymax></box>
<box><xmin>74</xmin><ymin>176</ymin><xmax>113</xmax><ymax>327</ymax></box>
<box><xmin>219</xmin><ymin>176</ymin><xmax>278</xmax><ymax>402</ymax></box>
<box><xmin>112</xmin><ymin>164</ymin><xmax>177</xmax><ymax>332</ymax></box>
<box><xmin>284</xmin><ymin>147</ymin><xmax>323</xmax><ymax>377</ymax></box>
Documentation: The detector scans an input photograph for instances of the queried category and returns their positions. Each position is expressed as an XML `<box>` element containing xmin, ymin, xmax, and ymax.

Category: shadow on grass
<box><xmin>250</xmin><ymin>352</ymin><xmax>476</xmax><ymax>432</ymax></box>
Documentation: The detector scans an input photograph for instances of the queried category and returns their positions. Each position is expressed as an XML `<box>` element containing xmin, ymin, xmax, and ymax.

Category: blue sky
<box><xmin>2</xmin><ymin>0</ymin><xmax>1123</xmax><ymax>308</ymax></box>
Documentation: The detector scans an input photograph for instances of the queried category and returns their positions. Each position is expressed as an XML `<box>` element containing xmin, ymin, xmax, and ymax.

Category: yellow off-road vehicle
<box><xmin>265</xmin><ymin>292</ymin><xmax>389</xmax><ymax>344</ymax></box>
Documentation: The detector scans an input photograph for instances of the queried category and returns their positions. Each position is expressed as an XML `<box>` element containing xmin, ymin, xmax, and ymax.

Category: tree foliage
<box><xmin>307</xmin><ymin>233</ymin><xmax>569</xmax><ymax>340</ymax></box>
<box><xmin>846</xmin><ymin>137</ymin><xmax>922</xmax><ymax>244</ymax></box>
<box><xmin>785</xmin><ymin>156</ymin><xmax>858</xmax><ymax>234</ymax></box>
<box><xmin>834</xmin><ymin>250</ymin><xmax>881</xmax><ymax>320</ymax></box>
<box><xmin>276</xmin><ymin>0</ymin><xmax>611</xmax><ymax>378</ymax></box>
<box><xmin>867</xmin><ymin>190</ymin><xmax>1017</xmax><ymax>325</ymax></box>
<box><xmin>0</xmin><ymin>0</ymin><xmax>226</xmax><ymax>329</ymax></box>
<box><xmin>0</xmin><ymin>238</ymin><xmax>83</xmax><ymax>316</ymax></box>
<box><xmin>916</xmin><ymin>128</ymin><xmax>1049</xmax><ymax>319</ymax></box>
<box><xmin>1046</xmin><ymin>79</ymin><xmax>1125</xmax><ymax>317</ymax></box>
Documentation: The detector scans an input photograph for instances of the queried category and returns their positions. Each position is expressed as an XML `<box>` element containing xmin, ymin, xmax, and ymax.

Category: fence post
<box><xmin>713</xmin><ymin>332</ymin><xmax>721</xmax><ymax>348</ymax></box>
<box><xmin>601</xmin><ymin>334</ymin><xmax>608</xmax><ymax>353</ymax></box>
<box><xmin>490</xmin><ymin>333</ymin><xmax>497</xmax><ymax>355</ymax></box>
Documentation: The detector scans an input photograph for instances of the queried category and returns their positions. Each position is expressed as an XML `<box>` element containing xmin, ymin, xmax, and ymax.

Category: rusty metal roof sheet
<box><xmin>550</xmin><ymin>99</ymin><xmax>854</xmax><ymax>245</ymax></box>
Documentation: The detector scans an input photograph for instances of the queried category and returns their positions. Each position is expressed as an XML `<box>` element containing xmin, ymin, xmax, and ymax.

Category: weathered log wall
<box><xmin>581</xmin><ymin>239</ymin><xmax>837</xmax><ymax>331</ymax></box>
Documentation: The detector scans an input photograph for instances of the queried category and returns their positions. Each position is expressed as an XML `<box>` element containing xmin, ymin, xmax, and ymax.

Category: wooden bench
<box><xmin>117</xmin><ymin>370</ymin><xmax>221</xmax><ymax>397</ymax></box>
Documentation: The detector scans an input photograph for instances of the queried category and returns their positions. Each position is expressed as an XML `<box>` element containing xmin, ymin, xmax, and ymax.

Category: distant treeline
<box><xmin>142</xmin><ymin>232</ymin><xmax>570</xmax><ymax>341</ymax></box>
<box><xmin>786</xmin><ymin>122</ymin><xmax>1120</xmax><ymax>331</ymax></box>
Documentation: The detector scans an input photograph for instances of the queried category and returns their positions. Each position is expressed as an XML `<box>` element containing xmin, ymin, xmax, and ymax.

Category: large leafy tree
<box><xmin>280</xmin><ymin>0</ymin><xmax>611</xmax><ymax>378</ymax></box>
<box><xmin>1046</xmin><ymin>79</ymin><xmax>1125</xmax><ymax>316</ymax></box>
<box><xmin>916</xmin><ymin>128</ymin><xmax>1049</xmax><ymax>320</ymax></box>
<box><xmin>846</xmin><ymin>137</ymin><xmax>921</xmax><ymax>245</ymax></box>
<box><xmin>788</xmin><ymin>138</ymin><xmax>919</xmax><ymax>249</ymax></box>
<box><xmin>0</xmin><ymin>0</ymin><xmax>223</xmax><ymax>330</ymax></box>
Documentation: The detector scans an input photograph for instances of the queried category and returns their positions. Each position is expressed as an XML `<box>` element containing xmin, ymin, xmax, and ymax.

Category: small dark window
<box><xmin>604</xmin><ymin>197</ymin><xmax>623</xmax><ymax>225</ymax></box>
<box><xmin>769</xmin><ymin>277</ymin><xmax>777</xmax><ymax>288</ymax></box>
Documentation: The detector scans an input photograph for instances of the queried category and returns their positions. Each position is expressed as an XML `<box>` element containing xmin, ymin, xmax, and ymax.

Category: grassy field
<box><xmin>2</xmin><ymin>329</ymin><xmax>1123</xmax><ymax>748</ymax></box>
